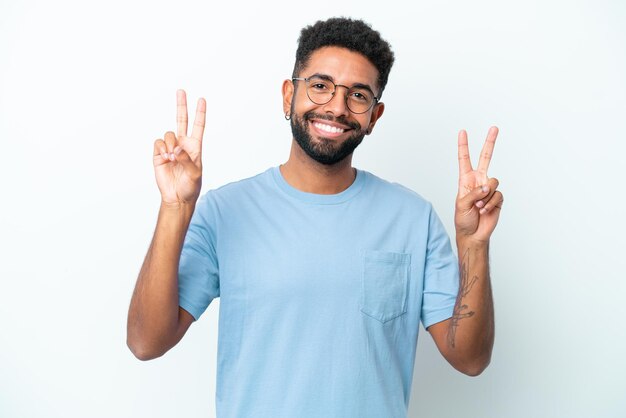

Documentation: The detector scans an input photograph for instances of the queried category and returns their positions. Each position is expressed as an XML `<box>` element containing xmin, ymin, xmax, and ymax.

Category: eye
<box><xmin>307</xmin><ymin>76</ymin><xmax>334</xmax><ymax>92</ymax></box>
<box><xmin>309</xmin><ymin>80</ymin><xmax>332</xmax><ymax>92</ymax></box>
<box><xmin>349</xmin><ymin>90</ymin><xmax>370</xmax><ymax>102</ymax></box>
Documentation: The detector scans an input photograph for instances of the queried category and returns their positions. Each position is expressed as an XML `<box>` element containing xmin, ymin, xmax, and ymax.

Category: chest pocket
<box><xmin>360</xmin><ymin>250</ymin><xmax>411</xmax><ymax>323</ymax></box>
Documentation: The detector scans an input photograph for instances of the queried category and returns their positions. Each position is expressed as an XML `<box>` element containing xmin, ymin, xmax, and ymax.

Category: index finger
<box><xmin>177</xmin><ymin>89</ymin><xmax>188</xmax><ymax>138</ymax></box>
<box><xmin>190</xmin><ymin>98</ymin><xmax>206</xmax><ymax>141</ymax></box>
<box><xmin>477</xmin><ymin>126</ymin><xmax>499</xmax><ymax>174</ymax></box>
<box><xmin>458</xmin><ymin>129</ymin><xmax>473</xmax><ymax>176</ymax></box>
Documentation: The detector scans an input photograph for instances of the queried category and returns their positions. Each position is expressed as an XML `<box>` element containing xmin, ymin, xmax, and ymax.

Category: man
<box><xmin>127</xmin><ymin>17</ymin><xmax>503</xmax><ymax>418</ymax></box>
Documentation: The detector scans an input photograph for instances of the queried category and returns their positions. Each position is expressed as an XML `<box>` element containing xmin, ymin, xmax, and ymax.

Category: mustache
<box><xmin>303</xmin><ymin>111</ymin><xmax>361</xmax><ymax>131</ymax></box>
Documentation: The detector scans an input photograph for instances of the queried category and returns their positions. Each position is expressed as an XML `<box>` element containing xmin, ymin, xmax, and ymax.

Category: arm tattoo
<box><xmin>447</xmin><ymin>248</ymin><xmax>478</xmax><ymax>348</ymax></box>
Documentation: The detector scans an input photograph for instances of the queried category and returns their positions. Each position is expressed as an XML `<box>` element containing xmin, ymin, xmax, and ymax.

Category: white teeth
<box><xmin>313</xmin><ymin>122</ymin><xmax>345</xmax><ymax>134</ymax></box>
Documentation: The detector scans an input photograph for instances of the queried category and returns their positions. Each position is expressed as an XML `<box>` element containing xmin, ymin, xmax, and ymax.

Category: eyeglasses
<box><xmin>292</xmin><ymin>75</ymin><xmax>379</xmax><ymax>114</ymax></box>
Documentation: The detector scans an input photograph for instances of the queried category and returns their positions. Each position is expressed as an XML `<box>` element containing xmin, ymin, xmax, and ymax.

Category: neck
<box><xmin>280</xmin><ymin>140</ymin><xmax>356</xmax><ymax>194</ymax></box>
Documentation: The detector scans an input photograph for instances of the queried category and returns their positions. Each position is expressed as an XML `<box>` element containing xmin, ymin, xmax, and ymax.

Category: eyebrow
<box><xmin>310</xmin><ymin>73</ymin><xmax>377</xmax><ymax>97</ymax></box>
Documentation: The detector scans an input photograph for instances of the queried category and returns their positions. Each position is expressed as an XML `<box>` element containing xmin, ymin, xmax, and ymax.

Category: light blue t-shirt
<box><xmin>178</xmin><ymin>166</ymin><xmax>459</xmax><ymax>418</ymax></box>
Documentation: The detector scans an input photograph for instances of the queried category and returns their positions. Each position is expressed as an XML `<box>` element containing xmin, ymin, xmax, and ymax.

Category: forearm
<box><xmin>432</xmin><ymin>125</ymin><xmax>500</xmax><ymax>375</ymax></box>
<box><xmin>126</xmin><ymin>202</ymin><xmax>195</xmax><ymax>359</ymax></box>
<box><xmin>445</xmin><ymin>239</ymin><xmax>495</xmax><ymax>374</ymax></box>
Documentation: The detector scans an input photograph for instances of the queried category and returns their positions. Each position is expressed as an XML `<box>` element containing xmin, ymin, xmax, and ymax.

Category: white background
<box><xmin>1</xmin><ymin>0</ymin><xmax>625</xmax><ymax>417</ymax></box>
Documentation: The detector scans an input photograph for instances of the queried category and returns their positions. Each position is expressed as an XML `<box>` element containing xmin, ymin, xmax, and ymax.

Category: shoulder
<box><xmin>199</xmin><ymin>168</ymin><xmax>273</xmax><ymax>204</ymax></box>
<box><xmin>192</xmin><ymin>168</ymin><xmax>279</xmax><ymax>225</ymax></box>
<box><xmin>360</xmin><ymin>170</ymin><xmax>433</xmax><ymax>212</ymax></box>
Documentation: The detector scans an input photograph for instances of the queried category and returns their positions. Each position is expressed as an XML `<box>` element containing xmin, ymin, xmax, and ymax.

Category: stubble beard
<box><xmin>290</xmin><ymin>109</ymin><xmax>366</xmax><ymax>166</ymax></box>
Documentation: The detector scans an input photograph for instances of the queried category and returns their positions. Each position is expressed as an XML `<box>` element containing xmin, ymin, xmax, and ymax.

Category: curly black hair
<box><xmin>292</xmin><ymin>17</ymin><xmax>395</xmax><ymax>97</ymax></box>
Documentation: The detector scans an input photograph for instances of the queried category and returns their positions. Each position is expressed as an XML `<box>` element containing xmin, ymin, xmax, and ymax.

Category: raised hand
<box><xmin>454</xmin><ymin>126</ymin><xmax>504</xmax><ymax>244</ymax></box>
<box><xmin>153</xmin><ymin>90</ymin><xmax>206</xmax><ymax>205</ymax></box>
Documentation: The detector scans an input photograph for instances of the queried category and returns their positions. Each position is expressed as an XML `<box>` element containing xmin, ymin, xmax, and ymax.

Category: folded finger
<box><xmin>479</xmin><ymin>191</ymin><xmax>504</xmax><ymax>215</ymax></box>
<box><xmin>475</xmin><ymin>177</ymin><xmax>500</xmax><ymax>208</ymax></box>
<box><xmin>153</xmin><ymin>138</ymin><xmax>167</xmax><ymax>155</ymax></box>
<box><xmin>173</xmin><ymin>146</ymin><xmax>201</xmax><ymax>179</ymax></box>
<box><xmin>457</xmin><ymin>183</ymin><xmax>491</xmax><ymax>212</ymax></box>
<box><xmin>163</xmin><ymin>131</ymin><xmax>179</xmax><ymax>161</ymax></box>
<box><xmin>153</xmin><ymin>139</ymin><xmax>169</xmax><ymax>165</ymax></box>
<box><xmin>164</xmin><ymin>131</ymin><xmax>177</xmax><ymax>150</ymax></box>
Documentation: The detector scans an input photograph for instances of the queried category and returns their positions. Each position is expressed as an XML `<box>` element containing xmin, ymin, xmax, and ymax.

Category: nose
<box><xmin>322</xmin><ymin>85</ymin><xmax>350</xmax><ymax>117</ymax></box>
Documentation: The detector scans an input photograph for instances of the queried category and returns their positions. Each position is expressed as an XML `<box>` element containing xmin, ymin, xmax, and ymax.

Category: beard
<box><xmin>290</xmin><ymin>110</ymin><xmax>366</xmax><ymax>166</ymax></box>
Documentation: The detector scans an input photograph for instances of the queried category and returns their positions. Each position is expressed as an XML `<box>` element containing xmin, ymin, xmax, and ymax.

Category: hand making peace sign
<box><xmin>153</xmin><ymin>90</ymin><xmax>206</xmax><ymax>205</ymax></box>
<box><xmin>454</xmin><ymin>126</ymin><xmax>504</xmax><ymax>244</ymax></box>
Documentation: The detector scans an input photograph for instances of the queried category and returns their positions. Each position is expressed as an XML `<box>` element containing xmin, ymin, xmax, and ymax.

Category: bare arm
<box><xmin>428</xmin><ymin>240</ymin><xmax>494</xmax><ymax>376</ymax></box>
<box><xmin>429</xmin><ymin>127</ymin><xmax>503</xmax><ymax>376</ymax></box>
<box><xmin>127</xmin><ymin>203</ymin><xmax>197</xmax><ymax>360</ymax></box>
<box><xmin>126</xmin><ymin>90</ymin><xmax>206</xmax><ymax>360</ymax></box>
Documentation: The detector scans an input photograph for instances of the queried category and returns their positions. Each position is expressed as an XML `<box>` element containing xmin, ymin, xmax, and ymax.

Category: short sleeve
<box><xmin>421</xmin><ymin>205</ymin><xmax>459</xmax><ymax>329</ymax></box>
<box><xmin>178</xmin><ymin>193</ymin><xmax>220</xmax><ymax>321</ymax></box>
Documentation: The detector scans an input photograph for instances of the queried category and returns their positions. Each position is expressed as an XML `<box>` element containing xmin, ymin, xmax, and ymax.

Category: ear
<box><xmin>282</xmin><ymin>79</ymin><xmax>294</xmax><ymax>115</ymax></box>
<box><xmin>366</xmin><ymin>102</ymin><xmax>385</xmax><ymax>135</ymax></box>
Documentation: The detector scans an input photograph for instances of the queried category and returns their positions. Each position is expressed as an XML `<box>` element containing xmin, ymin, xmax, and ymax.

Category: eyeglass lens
<box><xmin>305</xmin><ymin>76</ymin><xmax>374</xmax><ymax>114</ymax></box>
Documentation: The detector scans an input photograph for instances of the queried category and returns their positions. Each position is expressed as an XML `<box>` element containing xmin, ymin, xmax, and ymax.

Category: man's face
<box><xmin>283</xmin><ymin>46</ymin><xmax>385</xmax><ymax>166</ymax></box>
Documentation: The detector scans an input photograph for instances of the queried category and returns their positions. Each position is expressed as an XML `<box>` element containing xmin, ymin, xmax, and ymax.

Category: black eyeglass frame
<box><xmin>292</xmin><ymin>76</ymin><xmax>380</xmax><ymax>114</ymax></box>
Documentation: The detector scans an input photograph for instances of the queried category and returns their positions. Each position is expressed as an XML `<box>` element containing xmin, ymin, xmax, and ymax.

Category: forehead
<box><xmin>300</xmin><ymin>46</ymin><xmax>379</xmax><ymax>89</ymax></box>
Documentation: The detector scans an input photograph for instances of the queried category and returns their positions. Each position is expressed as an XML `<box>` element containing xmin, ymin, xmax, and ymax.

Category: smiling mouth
<box><xmin>313</xmin><ymin>121</ymin><xmax>346</xmax><ymax>134</ymax></box>
<box><xmin>309</xmin><ymin>120</ymin><xmax>355</xmax><ymax>139</ymax></box>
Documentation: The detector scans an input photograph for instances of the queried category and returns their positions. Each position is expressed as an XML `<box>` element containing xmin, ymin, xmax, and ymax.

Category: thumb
<box><xmin>457</xmin><ymin>184</ymin><xmax>491</xmax><ymax>211</ymax></box>
<box><xmin>173</xmin><ymin>146</ymin><xmax>201</xmax><ymax>180</ymax></box>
